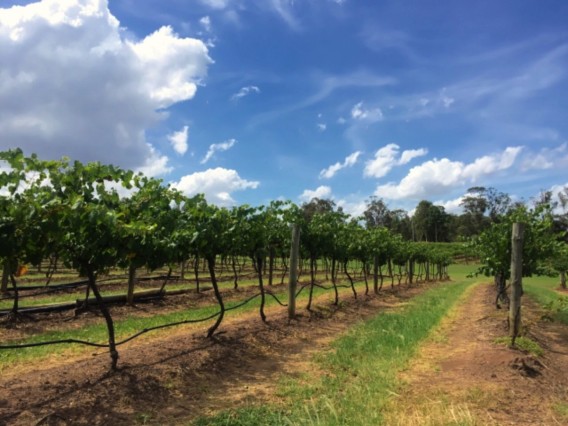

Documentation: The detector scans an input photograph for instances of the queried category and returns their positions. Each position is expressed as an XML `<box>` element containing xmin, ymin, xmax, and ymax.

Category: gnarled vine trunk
<box><xmin>343</xmin><ymin>260</ymin><xmax>357</xmax><ymax>299</ymax></box>
<box><xmin>206</xmin><ymin>255</ymin><xmax>225</xmax><ymax>338</ymax></box>
<box><xmin>256</xmin><ymin>255</ymin><xmax>267</xmax><ymax>322</ymax></box>
<box><xmin>86</xmin><ymin>268</ymin><xmax>119</xmax><ymax>371</ymax></box>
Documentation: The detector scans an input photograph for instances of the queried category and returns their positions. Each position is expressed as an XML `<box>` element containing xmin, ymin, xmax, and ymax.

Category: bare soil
<box><xmin>0</xmin><ymin>280</ymin><xmax>426</xmax><ymax>425</ymax></box>
<box><xmin>0</xmin><ymin>280</ymin><xmax>274</xmax><ymax>342</ymax></box>
<box><xmin>384</xmin><ymin>283</ymin><xmax>568</xmax><ymax>425</ymax></box>
<box><xmin>1</xmin><ymin>281</ymin><xmax>567</xmax><ymax>426</ymax></box>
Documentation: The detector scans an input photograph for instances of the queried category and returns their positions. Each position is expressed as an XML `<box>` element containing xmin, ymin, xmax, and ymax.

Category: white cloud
<box><xmin>319</xmin><ymin>151</ymin><xmax>361</xmax><ymax>179</ymax></box>
<box><xmin>336</xmin><ymin>198</ymin><xmax>367</xmax><ymax>218</ymax></box>
<box><xmin>522</xmin><ymin>142</ymin><xmax>567</xmax><ymax>171</ymax></box>
<box><xmin>434</xmin><ymin>196</ymin><xmax>465</xmax><ymax>214</ymax></box>
<box><xmin>462</xmin><ymin>146</ymin><xmax>522</xmax><ymax>181</ymax></box>
<box><xmin>399</xmin><ymin>148</ymin><xmax>428</xmax><ymax>165</ymax></box>
<box><xmin>173</xmin><ymin>167</ymin><xmax>259</xmax><ymax>206</ymax></box>
<box><xmin>168</xmin><ymin>126</ymin><xmax>189</xmax><ymax>155</ymax></box>
<box><xmin>199</xmin><ymin>0</ymin><xmax>230</xmax><ymax>9</ymax></box>
<box><xmin>0</xmin><ymin>0</ymin><xmax>212</xmax><ymax>174</ymax></box>
<box><xmin>375</xmin><ymin>146</ymin><xmax>523</xmax><ymax>200</ymax></box>
<box><xmin>199</xmin><ymin>16</ymin><xmax>212</xmax><ymax>32</ymax></box>
<box><xmin>135</xmin><ymin>144</ymin><xmax>173</xmax><ymax>177</ymax></box>
<box><xmin>351</xmin><ymin>101</ymin><xmax>383</xmax><ymax>122</ymax></box>
<box><xmin>129</xmin><ymin>26</ymin><xmax>211</xmax><ymax>108</ymax></box>
<box><xmin>317</xmin><ymin>123</ymin><xmax>327</xmax><ymax>132</ymax></box>
<box><xmin>231</xmin><ymin>85</ymin><xmax>260</xmax><ymax>101</ymax></box>
<box><xmin>364</xmin><ymin>144</ymin><xmax>428</xmax><ymax>178</ymax></box>
<box><xmin>299</xmin><ymin>185</ymin><xmax>332</xmax><ymax>202</ymax></box>
<box><xmin>201</xmin><ymin>138</ymin><xmax>237</xmax><ymax>164</ymax></box>
<box><xmin>442</xmin><ymin>96</ymin><xmax>455</xmax><ymax>108</ymax></box>
<box><xmin>269</xmin><ymin>0</ymin><xmax>301</xmax><ymax>31</ymax></box>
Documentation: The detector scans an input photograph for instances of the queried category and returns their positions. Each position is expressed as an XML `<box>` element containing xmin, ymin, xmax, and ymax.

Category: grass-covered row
<box><xmin>192</xmin><ymin>265</ymin><xmax>477</xmax><ymax>425</ymax></box>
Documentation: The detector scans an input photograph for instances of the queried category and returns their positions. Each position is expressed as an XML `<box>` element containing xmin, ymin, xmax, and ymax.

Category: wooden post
<box><xmin>288</xmin><ymin>224</ymin><xmax>301</xmax><ymax>320</ymax></box>
<box><xmin>509</xmin><ymin>222</ymin><xmax>525</xmax><ymax>345</ymax></box>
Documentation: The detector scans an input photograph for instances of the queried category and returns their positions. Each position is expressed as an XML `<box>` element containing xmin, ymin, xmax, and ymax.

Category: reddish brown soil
<box><xmin>0</xmin><ymin>280</ymin><xmax>275</xmax><ymax>342</ymax></box>
<box><xmin>2</xmin><ymin>281</ymin><xmax>567</xmax><ymax>426</ymax></box>
<box><xmin>384</xmin><ymin>283</ymin><xmax>568</xmax><ymax>425</ymax></box>
<box><xmin>0</xmin><ymin>281</ymin><xmax>426</xmax><ymax>425</ymax></box>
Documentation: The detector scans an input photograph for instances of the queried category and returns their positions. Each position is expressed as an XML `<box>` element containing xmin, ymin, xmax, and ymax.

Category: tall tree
<box><xmin>413</xmin><ymin>201</ymin><xmax>450</xmax><ymax>242</ymax></box>
<box><xmin>363</xmin><ymin>196</ymin><xmax>391</xmax><ymax>229</ymax></box>
<box><xmin>301</xmin><ymin>198</ymin><xmax>338</xmax><ymax>222</ymax></box>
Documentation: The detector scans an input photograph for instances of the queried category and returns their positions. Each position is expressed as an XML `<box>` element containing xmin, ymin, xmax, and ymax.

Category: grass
<box><xmin>192</xmin><ymin>270</ymin><xmax>476</xmax><ymax>425</ymax></box>
<box><xmin>523</xmin><ymin>275</ymin><xmax>568</xmax><ymax>325</ymax></box>
<box><xmin>0</xmin><ymin>277</ymin><xmax>265</xmax><ymax>310</ymax></box>
<box><xmin>0</xmin><ymin>275</ymin><xmax>376</xmax><ymax>369</ymax></box>
<box><xmin>553</xmin><ymin>402</ymin><xmax>568</xmax><ymax>420</ymax></box>
<box><xmin>494</xmin><ymin>336</ymin><xmax>544</xmax><ymax>357</ymax></box>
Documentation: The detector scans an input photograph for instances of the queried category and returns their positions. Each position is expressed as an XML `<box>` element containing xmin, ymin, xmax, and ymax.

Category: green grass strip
<box><xmin>523</xmin><ymin>275</ymin><xmax>568</xmax><ymax>325</ymax></box>
<box><xmin>0</xmin><ymin>278</ymin><xmax>368</xmax><ymax>369</ymax></box>
<box><xmin>0</xmin><ymin>278</ymin><xmax>263</xmax><ymax>310</ymax></box>
<box><xmin>193</xmin><ymin>278</ymin><xmax>474</xmax><ymax>426</ymax></box>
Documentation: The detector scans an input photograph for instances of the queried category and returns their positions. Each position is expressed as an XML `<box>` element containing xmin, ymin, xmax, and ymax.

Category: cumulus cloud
<box><xmin>201</xmin><ymin>138</ymin><xmax>236</xmax><ymax>164</ymax></box>
<box><xmin>299</xmin><ymin>185</ymin><xmax>332</xmax><ymax>202</ymax></box>
<box><xmin>522</xmin><ymin>142</ymin><xmax>567</xmax><ymax>171</ymax></box>
<box><xmin>462</xmin><ymin>146</ymin><xmax>521</xmax><ymax>180</ymax></box>
<box><xmin>135</xmin><ymin>145</ymin><xmax>173</xmax><ymax>177</ymax></box>
<box><xmin>375</xmin><ymin>146</ymin><xmax>523</xmax><ymax>200</ymax></box>
<box><xmin>317</xmin><ymin>123</ymin><xmax>327</xmax><ymax>132</ymax></box>
<box><xmin>168</xmin><ymin>126</ymin><xmax>189</xmax><ymax>155</ymax></box>
<box><xmin>434</xmin><ymin>196</ymin><xmax>465</xmax><ymax>214</ymax></box>
<box><xmin>351</xmin><ymin>101</ymin><xmax>383</xmax><ymax>122</ymax></box>
<box><xmin>364</xmin><ymin>144</ymin><xmax>428</xmax><ymax>178</ymax></box>
<box><xmin>0</xmin><ymin>0</ymin><xmax>211</xmax><ymax>173</ymax></box>
<box><xmin>231</xmin><ymin>85</ymin><xmax>260</xmax><ymax>101</ymax></box>
<box><xmin>336</xmin><ymin>198</ymin><xmax>367</xmax><ymax>218</ymax></box>
<box><xmin>319</xmin><ymin>151</ymin><xmax>361</xmax><ymax>179</ymax></box>
<box><xmin>173</xmin><ymin>167</ymin><xmax>259</xmax><ymax>206</ymax></box>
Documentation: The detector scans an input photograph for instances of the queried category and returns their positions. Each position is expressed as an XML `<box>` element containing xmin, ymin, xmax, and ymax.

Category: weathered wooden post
<box><xmin>288</xmin><ymin>224</ymin><xmax>301</xmax><ymax>320</ymax></box>
<box><xmin>509</xmin><ymin>222</ymin><xmax>525</xmax><ymax>345</ymax></box>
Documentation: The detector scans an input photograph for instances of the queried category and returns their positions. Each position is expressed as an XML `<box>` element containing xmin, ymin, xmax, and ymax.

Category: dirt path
<box><xmin>0</xmin><ymin>280</ymin><xmax>430</xmax><ymax>425</ymax></box>
<box><xmin>384</xmin><ymin>283</ymin><xmax>568</xmax><ymax>425</ymax></box>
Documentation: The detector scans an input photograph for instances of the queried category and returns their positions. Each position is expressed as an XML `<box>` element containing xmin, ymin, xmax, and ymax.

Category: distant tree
<box><xmin>459</xmin><ymin>187</ymin><xmax>489</xmax><ymax>236</ymax></box>
<box><xmin>485</xmin><ymin>187</ymin><xmax>512</xmax><ymax>221</ymax></box>
<box><xmin>413</xmin><ymin>201</ymin><xmax>450</xmax><ymax>242</ymax></box>
<box><xmin>301</xmin><ymin>198</ymin><xmax>339</xmax><ymax>222</ymax></box>
<box><xmin>459</xmin><ymin>187</ymin><xmax>512</xmax><ymax>237</ymax></box>
<box><xmin>363</xmin><ymin>196</ymin><xmax>391</xmax><ymax>229</ymax></box>
<box><xmin>388</xmin><ymin>209</ymin><xmax>413</xmax><ymax>240</ymax></box>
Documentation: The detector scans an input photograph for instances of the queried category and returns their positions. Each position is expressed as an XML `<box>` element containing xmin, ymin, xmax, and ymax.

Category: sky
<box><xmin>1</xmin><ymin>0</ymin><xmax>568</xmax><ymax>217</ymax></box>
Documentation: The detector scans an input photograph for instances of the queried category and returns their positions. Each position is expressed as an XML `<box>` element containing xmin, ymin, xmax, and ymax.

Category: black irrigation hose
<box><xmin>0</xmin><ymin>338</ymin><xmax>110</xmax><ymax>350</ymax></box>
<box><xmin>0</xmin><ymin>292</ymin><xmax>263</xmax><ymax>351</ymax></box>
<box><xmin>115</xmin><ymin>311</ymin><xmax>221</xmax><ymax>346</ymax></box>
<box><xmin>225</xmin><ymin>292</ymin><xmax>261</xmax><ymax>312</ymax></box>
<box><xmin>0</xmin><ymin>274</ymin><xmax>177</xmax><ymax>302</ymax></box>
<box><xmin>295</xmin><ymin>283</ymin><xmax>310</xmax><ymax>298</ymax></box>
<box><xmin>0</xmin><ymin>277</ymin><xmax>440</xmax><ymax>352</ymax></box>
<box><xmin>0</xmin><ymin>286</ymin><xmax>78</xmax><ymax>302</ymax></box>
<box><xmin>265</xmin><ymin>291</ymin><xmax>287</xmax><ymax>307</ymax></box>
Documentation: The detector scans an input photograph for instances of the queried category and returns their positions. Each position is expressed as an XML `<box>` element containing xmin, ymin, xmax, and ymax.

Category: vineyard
<box><xmin>2</xmin><ymin>150</ymin><xmax>567</xmax><ymax>425</ymax></box>
<box><xmin>0</xmin><ymin>149</ymin><xmax>456</xmax><ymax>368</ymax></box>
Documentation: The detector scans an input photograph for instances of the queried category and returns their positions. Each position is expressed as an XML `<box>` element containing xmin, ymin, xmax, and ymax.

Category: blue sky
<box><xmin>1</xmin><ymin>0</ymin><xmax>567</xmax><ymax>216</ymax></box>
